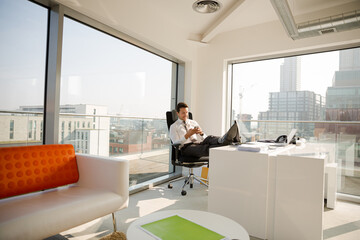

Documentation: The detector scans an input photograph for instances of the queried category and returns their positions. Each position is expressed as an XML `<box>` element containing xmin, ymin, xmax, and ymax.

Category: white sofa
<box><xmin>0</xmin><ymin>154</ymin><xmax>129</xmax><ymax>240</ymax></box>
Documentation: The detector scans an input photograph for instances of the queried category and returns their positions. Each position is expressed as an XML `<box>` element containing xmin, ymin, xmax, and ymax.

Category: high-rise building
<box><xmin>259</xmin><ymin>56</ymin><xmax>324</xmax><ymax>139</ymax></box>
<box><xmin>321</xmin><ymin>49</ymin><xmax>360</xmax><ymax>169</ymax></box>
<box><xmin>280</xmin><ymin>56</ymin><xmax>301</xmax><ymax>92</ymax></box>
<box><xmin>258</xmin><ymin>91</ymin><xmax>325</xmax><ymax>138</ymax></box>
<box><xmin>326</xmin><ymin>49</ymin><xmax>360</xmax><ymax>120</ymax></box>
<box><xmin>339</xmin><ymin>48</ymin><xmax>360</xmax><ymax>71</ymax></box>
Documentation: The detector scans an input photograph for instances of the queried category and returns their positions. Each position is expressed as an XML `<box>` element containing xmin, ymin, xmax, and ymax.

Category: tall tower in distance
<box><xmin>326</xmin><ymin>48</ymin><xmax>360</xmax><ymax>119</ymax></box>
<box><xmin>280</xmin><ymin>56</ymin><xmax>301</xmax><ymax>92</ymax></box>
<box><xmin>339</xmin><ymin>48</ymin><xmax>360</xmax><ymax>71</ymax></box>
<box><xmin>258</xmin><ymin>55</ymin><xmax>324</xmax><ymax>139</ymax></box>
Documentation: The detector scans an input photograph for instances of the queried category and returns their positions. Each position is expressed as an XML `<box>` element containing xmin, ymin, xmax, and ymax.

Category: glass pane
<box><xmin>0</xmin><ymin>0</ymin><xmax>48</xmax><ymax>147</ymax></box>
<box><xmin>232</xmin><ymin>48</ymin><xmax>360</xmax><ymax>196</ymax></box>
<box><xmin>60</xmin><ymin>17</ymin><xmax>173</xmax><ymax>186</ymax></box>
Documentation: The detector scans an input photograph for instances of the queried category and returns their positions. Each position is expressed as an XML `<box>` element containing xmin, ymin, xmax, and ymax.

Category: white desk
<box><xmin>277</xmin><ymin>142</ymin><xmax>337</xmax><ymax>209</ymax></box>
<box><xmin>126</xmin><ymin>209</ymin><xmax>250</xmax><ymax>240</ymax></box>
<box><xmin>270</xmin><ymin>149</ymin><xmax>325</xmax><ymax>240</ymax></box>
<box><xmin>208</xmin><ymin>144</ymin><xmax>326</xmax><ymax>240</ymax></box>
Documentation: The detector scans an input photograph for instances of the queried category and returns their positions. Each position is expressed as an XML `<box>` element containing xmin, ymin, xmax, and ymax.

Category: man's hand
<box><xmin>185</xmin><ymin>127</ymin><xmax>203</xmax><ymax>139</ymax></box>
<box><xmin>195</xmin><ymin>126</ymin><xmax>204</xmax><ymax>136</ymax></box>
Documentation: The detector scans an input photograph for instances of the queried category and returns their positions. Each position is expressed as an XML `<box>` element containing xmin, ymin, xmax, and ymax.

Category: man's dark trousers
<box><xmin>180</xmin><ymin>136</ymin><xmax>221</xmax><ymax>158</ymax></box>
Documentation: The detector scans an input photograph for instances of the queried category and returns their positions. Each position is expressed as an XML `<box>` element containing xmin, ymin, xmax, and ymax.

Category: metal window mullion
<box><xmin>169</xmin><ymin>62</ymin><xmax>179</xmax><ymax>173</ymax></box>
<box><xmin>44</xmin><ymin>5</ymin><xmax>64</xmax><ymax>145</ymax></box>
<box><xmin>174</xmin><ymin>63</ymin><xmax>185</xmax><ymax>174</ymax></box>
<box><xmin>171</xmin><ymin>62</ymin><xmax>178</xmax><ymax>110</ymax></box>
<box><xmin>177</xmin><ymin>63</ymin><xmax>185</xmax><ymax>103</ymax></box>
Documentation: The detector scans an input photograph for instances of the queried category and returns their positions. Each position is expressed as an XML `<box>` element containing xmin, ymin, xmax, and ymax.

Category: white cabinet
<box><xmin>208</xmin><ymin>144</ymin><xmax>326</xmax><ymax>240</ymax></box>
<box><xmin>270</xmin><ymin>154</ymin><xmax>325</xmax><ymax>240</ymax></box>
<box><xmin>208</xmin><ymin>147</ymin><xmax>270</xmax><ymax>239</ymax></box>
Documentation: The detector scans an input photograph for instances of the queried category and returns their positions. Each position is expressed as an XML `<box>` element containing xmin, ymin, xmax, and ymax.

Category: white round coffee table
<box><xmin>127</xmin><ymin>209</ymin><xmax>249</xmax><ymax>240</ymax></box>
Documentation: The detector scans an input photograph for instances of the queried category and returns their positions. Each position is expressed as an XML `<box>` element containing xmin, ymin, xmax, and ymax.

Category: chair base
<box><xmin>168</xmin><ymin>168</ymin><xmax>208</xmax><ymax>196</ymax></box>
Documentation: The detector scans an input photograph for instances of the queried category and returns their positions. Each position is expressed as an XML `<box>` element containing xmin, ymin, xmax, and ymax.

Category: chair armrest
<box><xmin>75</xmin><ymin>154</ymin><xmax>129</xmax><ymax>201</ymax></box>
<box><xmin>172</xmin><ymin>143</ymin><xmax>181</xmax><ymax>148</ymax></box>
<box><xmin>172</xmin><ymin>143</ymin><xmax>181</xmax><ymax>160</ymax></box>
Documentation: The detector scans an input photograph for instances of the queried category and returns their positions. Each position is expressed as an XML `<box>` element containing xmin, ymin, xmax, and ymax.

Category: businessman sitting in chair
<box><xmin>169</xmin><ymin>102</ymin><xmax>240</xmax><ymax>158</ymax></box>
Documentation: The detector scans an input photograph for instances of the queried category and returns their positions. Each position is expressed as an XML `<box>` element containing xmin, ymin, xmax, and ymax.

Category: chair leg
<box><xmin>112</xmin><ymin>212</ymin><xmax>117</xmax><ymax>232</ymax></box>
<box><xmin>181</xmin><ymin>174</ymin><xmax>191</xmax><ymax>190</ymax></box>
<box><xmin>168</xmin><ymin>175</ymin><xmax>187</xmax><ymax>184</ymax></box>
<box><xmin>181</xmin><ymin>172</ymin><xmax>208</xmax><ymax>190</ymax></box>
<box><xmin>169</xmin><ymin>168</ymin><xmax>208</xmax><ymax>195</ymax></box>
<box><xmin>193</xmin><ymin>175</ymin><xmax>209</xmax><ymax>187</ymax></box>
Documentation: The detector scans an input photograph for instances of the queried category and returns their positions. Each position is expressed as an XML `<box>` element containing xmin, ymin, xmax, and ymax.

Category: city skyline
<box><xmin>1</xmin><ymin>0</ymin><xmax>358</xmax><ymax>121</ymax></box>
<box><xmin>233</xmin><ymin>50</ymin><xmax>339</xmax><ymax>120</ymax></box>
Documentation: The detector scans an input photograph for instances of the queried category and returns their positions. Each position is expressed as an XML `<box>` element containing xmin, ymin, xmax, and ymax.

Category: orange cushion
<box><xmin>0</xmin><ymin>144</ymin><xmax>79</xmax><ymax>199</ymax></box>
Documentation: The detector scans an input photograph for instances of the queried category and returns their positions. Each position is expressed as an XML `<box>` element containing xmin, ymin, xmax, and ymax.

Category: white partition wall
<box><xmin>272</xmin><ymin>154</ymin><xmax>325</xmax><ymax>240</ymax></box>
<box><xmin>208</xmin><ymin>146</ymin><xmax>271</xmax><ymax>239</ymax></box>
<box><xmin>208</xmin><ymin>144</ymin><xmax>326</xmax><ymax>240</ymax></box>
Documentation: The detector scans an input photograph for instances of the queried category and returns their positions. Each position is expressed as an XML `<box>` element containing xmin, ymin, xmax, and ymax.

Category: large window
<box><xmin>60</xmin><ymin>17</ymin><xmax>174</xmax><ymax>186</ymax></box>
<box><xmin>231</xmin><ymin>48</ymin><xmax>360</xmax><ymax>196</ymax></box>
<box><xmin>0</xmin><ymin>0</ymin><xmax>180</xmax><ymax>188</ymax></box>
<box><xmin>0</xmin><ymin>0</ymin><xmax>48</xmax><ymax>147</ymax></box>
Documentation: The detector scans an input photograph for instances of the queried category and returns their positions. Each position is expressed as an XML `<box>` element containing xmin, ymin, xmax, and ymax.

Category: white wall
<box><xmin>195</xmin><ymin>20</ymin><xmax>360</xmax><ymax>136</ymax></box>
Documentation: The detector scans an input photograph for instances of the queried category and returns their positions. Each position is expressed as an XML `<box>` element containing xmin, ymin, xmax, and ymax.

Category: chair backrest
<box><xmin>166</xmin><ymin>110</ymin><xmax>208</xmax><ymax>169</ymax></box>
<box><xmin>166</xmin><ymin>110</ymin><xmax>193</xmax><ymax>130</ymax></box>
<box><xmin>166</xmin><ymin>110</ymin><xmax>193</xmax><ymax>166</ymax></box>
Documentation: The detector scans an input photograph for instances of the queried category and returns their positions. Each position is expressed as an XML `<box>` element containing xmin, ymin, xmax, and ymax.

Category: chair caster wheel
<box><xmin>168</xmin><ymin>184</ymin><xmax>173</xmax><ymax>189</ymax></box>
<box><xmin>190</xmin><ymin>184</ymin><xmax>193</xmax><ymax>188</ymax></box>
<box><xmin>181</xmin><ymin>190</ymin><xmax>187</xmax><ymax>196</ymax></box>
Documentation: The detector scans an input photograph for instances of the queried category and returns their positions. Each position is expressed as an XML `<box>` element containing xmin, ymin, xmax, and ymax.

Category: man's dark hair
<box><xmin>176</xmin><ymin>102</ymin><xmax>188</xmax><ymax>112</ymax></box>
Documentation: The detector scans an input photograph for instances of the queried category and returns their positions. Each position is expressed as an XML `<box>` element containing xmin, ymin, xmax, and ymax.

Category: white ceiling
<box><xmin>55</xmin><ymin>0</ymin><xmax>360</xmax><ymax>43</ymax></box>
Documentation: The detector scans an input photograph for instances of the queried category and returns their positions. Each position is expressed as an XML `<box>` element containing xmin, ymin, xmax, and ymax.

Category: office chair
<box><xmin>166</xmin><ymin>110</ymin><xmax>209</xmax><ymax>196</ymax></box>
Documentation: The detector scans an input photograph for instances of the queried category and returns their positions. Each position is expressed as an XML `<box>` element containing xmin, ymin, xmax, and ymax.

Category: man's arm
<box><xmin>170</xmin><ymin>122</ymin><xmax>200</xmax><ymax>145</ymax></box>
<box><xmin>169</xmin><ymin>123</ymin><xmax>186</xmax><ymax>145</ymax></box>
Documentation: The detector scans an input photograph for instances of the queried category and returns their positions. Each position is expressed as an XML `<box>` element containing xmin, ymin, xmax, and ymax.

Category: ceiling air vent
<box><xmin>193</xmin><ymin>0</ymin><xmax>222</xmax><ymax>14</ymax></box>
<box><xmin>295</xmin><ymin>10</ymin><xmax>360</xmax><ymax>39</ymax></box>
<box><xmin>319</xmin><ymin>28</ymin><xmax>337</xmax><ymax>35</ymax></box>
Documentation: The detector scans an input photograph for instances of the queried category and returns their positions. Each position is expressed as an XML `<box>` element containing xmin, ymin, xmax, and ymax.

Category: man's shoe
<box><xmin>233</xmin><ymin>121</ymin><xmax>241</xmax><ymax>143</ymax></box>
<box><xmin>218</xmin><ymin>122</ymin><xmax>239</xmax><ymax>145</ymax></box>
<box><xmin>218</xmin><ymin>137</ymin><xmax>232</xmax><ymax>145</ymax></box>
<box><xmin>233</xmin><ymin>132</ymin><xmax>241</xmax><ymax>143</ymax></box>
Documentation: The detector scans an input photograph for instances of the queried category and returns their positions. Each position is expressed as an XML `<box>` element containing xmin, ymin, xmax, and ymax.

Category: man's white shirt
<box><xmin>169</xmin><ymin>119</ymin><xmax>206</xmax><ymax>147</ymax></box>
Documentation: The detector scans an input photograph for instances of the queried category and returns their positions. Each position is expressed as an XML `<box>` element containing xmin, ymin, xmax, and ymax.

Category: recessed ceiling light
<box><xmin>193</xmin><ymin>0</ymin><xmax>222</xmax><ymax>14</ymax></box>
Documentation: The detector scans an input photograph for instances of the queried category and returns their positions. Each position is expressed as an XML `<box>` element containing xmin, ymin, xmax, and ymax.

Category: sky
<box><xmin>232</xmin><ymin>51</ymin><xmax>339</xmax><ymax>120</ymax></box>
<box><xmin>0</xmin><ymin>0</ymin><xmax>48</xmax><ymax>110</ymax></box>
<box><xmin>60</xmin><ymin>17</ymin><xmax>172</xmax><ymax>118</ymax></box>
<box><xmin>0</xmin><ymin>0</ymin><xmax>172</xmax><ymax>119</ymax></box>
<box><xmin>0</xmin><ymin>0</ymin><xmax>353</xmax><ymax>120</ymax></box>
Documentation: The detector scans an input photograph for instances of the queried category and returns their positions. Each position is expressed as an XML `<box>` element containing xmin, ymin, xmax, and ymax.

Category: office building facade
<box><xmin>0</xmin><ymin>104</ymin><xmax>109</xmax><ymax>156</ymax></box>
<box><xmin>318</xmin><ymin>49</ymin><xmax>360</xmax><ymax>169</ymax></box>
<box><xmin>258</xmin><ymin>91</ymin><xmax>325</xmax><ymax>139</ymax></box>
<box><xmin>258</xmin><ymin>56</ymin><xmax>324</xmax><ymax>139</ymax></box>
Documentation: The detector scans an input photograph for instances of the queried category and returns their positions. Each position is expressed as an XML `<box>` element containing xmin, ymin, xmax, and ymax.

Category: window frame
<box><xmin>228</xmin><ymin>47</ymin><xmax>360</xmax><ymax>201</ymax></box>
<box><xmin>29</xmin><ymin>0</ymin><xmax>185</xmax><ymax>192</ymax></box>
